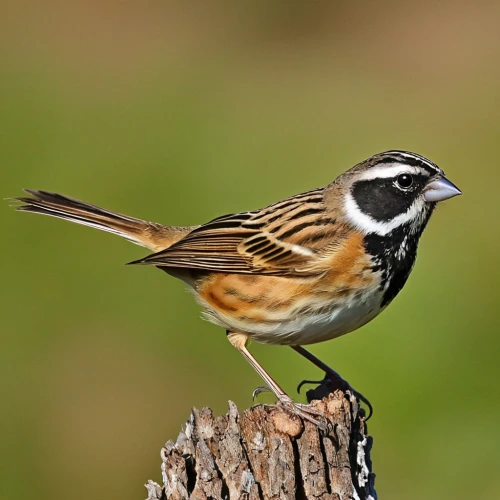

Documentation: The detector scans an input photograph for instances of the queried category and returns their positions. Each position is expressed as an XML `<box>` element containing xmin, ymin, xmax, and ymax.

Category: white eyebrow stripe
<box><xmin>357</xmin><ymin>164</ymin><xmax>438</xmax><ymax>182</ymax></box>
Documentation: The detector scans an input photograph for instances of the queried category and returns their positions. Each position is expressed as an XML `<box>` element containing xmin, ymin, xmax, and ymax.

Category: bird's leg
<box><xmin>227</xmin><ymin>332</ymin><xmax>286</xmax><ymax>399</ymax></box>
<box><xmin>226</xmin><ymin>332</ymin><xmax>325</xmax><ymax>428</ymax></box>
<box><xmin>291</xmin><ymin>345</ymin><xmax>373</xmax><ymax>419</ymax></box>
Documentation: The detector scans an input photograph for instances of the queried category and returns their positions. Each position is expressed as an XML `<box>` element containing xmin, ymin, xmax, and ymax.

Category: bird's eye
<box><xmin>396</xmin><ymin>173</ymin><xmax>413</xmax><ymax>189</ymax></box>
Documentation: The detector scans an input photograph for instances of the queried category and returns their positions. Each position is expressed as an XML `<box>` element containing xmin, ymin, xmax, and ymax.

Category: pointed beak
<box><xmin>423</xmin><ymin>176</ymin><xmax>462</xmax><ymax>202</ymax></box>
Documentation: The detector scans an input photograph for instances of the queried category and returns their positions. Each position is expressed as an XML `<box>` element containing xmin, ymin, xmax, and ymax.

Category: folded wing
<box><xmin>129</xmin><ymin>188</ymin><xmax>336</xmax><ymax>277</ymax></box>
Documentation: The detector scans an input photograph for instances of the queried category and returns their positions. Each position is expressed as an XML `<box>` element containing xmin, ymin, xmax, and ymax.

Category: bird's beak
<box><xmin>423</xmin><ymin>176</ymin><xmax>462</xmax><ymax>202</ymax></box>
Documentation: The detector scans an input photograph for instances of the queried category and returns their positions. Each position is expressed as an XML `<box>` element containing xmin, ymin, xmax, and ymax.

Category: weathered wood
<box><xmin>146</xmin><ymin>381</ymin><xmax>376</xmax><ymax>499</ymax></box>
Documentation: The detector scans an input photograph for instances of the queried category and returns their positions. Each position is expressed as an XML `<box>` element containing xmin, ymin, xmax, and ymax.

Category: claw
<box><xmin>348</xmin><ymin>387</ymin><xmax>373</xmax><ymax>421</ymax></box>
<box><xmin>297</xmin><ymin>378</ymin><xmax>325</xmax><ymax>394</ymax></box>
<box><xmin>252</xmin><ymin>385</ymin><xmax>272</xmax><ymax>400</ymax></box>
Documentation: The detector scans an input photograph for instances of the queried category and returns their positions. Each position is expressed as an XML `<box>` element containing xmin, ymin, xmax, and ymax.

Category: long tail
<box><xmin>12</xmin><ymin>189</ymin><xmax>193</xmax><ymax>252</ymax></box>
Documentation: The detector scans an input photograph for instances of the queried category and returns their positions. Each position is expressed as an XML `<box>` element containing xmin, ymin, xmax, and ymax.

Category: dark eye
<box><xmin>396</xmin><ymin>173</ymin><xmax>413</xmax><ymax>189</ymax></box>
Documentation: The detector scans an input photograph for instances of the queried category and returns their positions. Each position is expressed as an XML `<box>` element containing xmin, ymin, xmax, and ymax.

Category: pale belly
<box><xmin>197</xmin><ymin>286</ymin><xmax>385</xmax><ymax>346</ymax></box>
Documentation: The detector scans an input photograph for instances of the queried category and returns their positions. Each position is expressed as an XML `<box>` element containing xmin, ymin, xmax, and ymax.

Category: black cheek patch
<box><xmin>351</xmin><ymin>176</ymin><xmax>426</xmax><ymax>222</ymax></box>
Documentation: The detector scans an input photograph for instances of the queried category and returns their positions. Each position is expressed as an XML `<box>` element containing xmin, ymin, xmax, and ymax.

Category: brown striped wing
<box><xmin>130</xmin><ymin>188</ymin><xmax>337</xmax><ymax>276</ymax></box>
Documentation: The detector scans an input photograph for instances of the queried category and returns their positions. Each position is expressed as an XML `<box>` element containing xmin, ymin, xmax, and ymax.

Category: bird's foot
<box><xmin>277</xmin><ymin>394</ymin><xmax>328</xmax><ymax>431</ymax></box>
<box><xmin>252</xmin><ymin>386</ymin><xmax>328</xmax><ymax>431</ymax></box>
<box><xmin>297</xmin><ymin>376</ymin><xmax>373</xmax><ymax>420</ymax></box>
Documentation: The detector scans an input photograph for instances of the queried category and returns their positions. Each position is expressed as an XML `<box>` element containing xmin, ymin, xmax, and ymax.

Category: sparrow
<box><xmin>12</xmin><ymin>150</ymin><xmax>461</xmax><ymax>425</ymax></box>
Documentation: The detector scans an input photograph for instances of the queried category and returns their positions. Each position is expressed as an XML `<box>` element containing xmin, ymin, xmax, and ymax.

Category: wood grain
<box><xmin>146</xmin><ymin>381</ymin><xmax>376</xmax><ymax>500</ymax></box>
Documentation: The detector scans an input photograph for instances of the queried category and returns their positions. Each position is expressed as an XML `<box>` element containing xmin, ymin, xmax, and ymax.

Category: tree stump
<box><xmin>145</xmin><ymin>380</ymin><xmax>376</xmax><ymax>499</ymax></box>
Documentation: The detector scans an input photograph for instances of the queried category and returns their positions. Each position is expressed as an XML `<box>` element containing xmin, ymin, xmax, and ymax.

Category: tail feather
<box><xmin>12</xmin><ymin>189</ymin><xmax>193</xmax><ymax>252</ymax></box>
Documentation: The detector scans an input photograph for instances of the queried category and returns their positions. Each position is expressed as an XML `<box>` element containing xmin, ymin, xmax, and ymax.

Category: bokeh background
<box><xmin>1</xmin><ymin>1</ymin><xmax>499</xmax><ymax>499</ymax></box>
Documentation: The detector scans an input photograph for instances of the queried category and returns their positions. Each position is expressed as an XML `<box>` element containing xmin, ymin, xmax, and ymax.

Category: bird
<box><xmin>12</xmin><ymin>150</ymin><xmax>461</xmax><ymax>426</ymax></box>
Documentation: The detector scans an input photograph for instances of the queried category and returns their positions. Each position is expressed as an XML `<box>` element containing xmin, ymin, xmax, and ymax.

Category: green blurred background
<box><xmin>1</xmin><ymin>1</ymin><xmax>499</xmax><ymax>499</ymax></box>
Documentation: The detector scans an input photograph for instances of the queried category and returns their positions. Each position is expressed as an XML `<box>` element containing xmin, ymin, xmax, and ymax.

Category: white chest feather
<box><xmin>253</xmin><ymin>289</ymin><xmax>384</xmax><ymax>345</ymax></box>
<box><xmin>198</xmin><ymin>284</ymin><xmax>384</xmax><ymax>346</ymax></box>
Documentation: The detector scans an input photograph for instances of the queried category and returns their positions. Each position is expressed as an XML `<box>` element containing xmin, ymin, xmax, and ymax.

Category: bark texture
<box><xmin>145</xmin><ymin>381</ymin><xmax>376</xmax><ymax>500</ymax></box>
